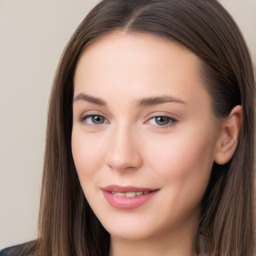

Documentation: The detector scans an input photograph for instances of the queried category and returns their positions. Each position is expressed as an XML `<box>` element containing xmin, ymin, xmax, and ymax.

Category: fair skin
<box><xmin>72</xmin><ymin>32</ymin><xmax>242</xmax><ymax>256</ymax></box>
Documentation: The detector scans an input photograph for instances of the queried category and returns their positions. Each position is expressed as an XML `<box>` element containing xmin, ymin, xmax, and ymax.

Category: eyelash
<box><xmin>148</xmin><ymin>116</ymin><xmax>177</xmax><ymax>128</ymax></box>
<box><xmin>80</xmin><ymin>114</ymin><xmax>177</xmax><ymax>128</ymax></box>
<box><xmin>80</xmin><ymin>114</ymin><xmax>108</xmax><ymax>125</ymax></box>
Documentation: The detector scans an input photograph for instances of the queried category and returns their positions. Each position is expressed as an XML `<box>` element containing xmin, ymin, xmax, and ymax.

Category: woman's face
<box><xmin>72</xmin><ymin>32</ymin><xmax>221</xmax><ymax>241</ymax></box>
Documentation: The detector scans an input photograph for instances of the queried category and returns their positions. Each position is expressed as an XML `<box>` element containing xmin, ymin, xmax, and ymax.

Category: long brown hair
<box><xmin>31</xmin><ymin>0</ymin><xmax>255</xmax><ymax>255</ymax></box>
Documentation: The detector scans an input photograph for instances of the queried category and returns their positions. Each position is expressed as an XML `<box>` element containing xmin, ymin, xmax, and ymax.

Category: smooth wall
<box><xmin>0</xmin><ymin>0</ymin><xmax>255</xmax><ymax>249</ymax></box>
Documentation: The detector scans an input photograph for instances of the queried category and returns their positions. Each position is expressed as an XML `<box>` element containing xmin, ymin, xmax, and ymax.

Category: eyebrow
<box><xmin>138</xmin><ymin>96</ymin><xmax>186</xmax><ymax>106</ymax></box>
<box><xmin>73</xmin><ymin>93</ymin><xmax>186</xmax><ymax>107</ymax></box>
<box><xmin>73</xmin><ymin>93</ymin><xmax>107</xmax><ymax>106</ymax></box>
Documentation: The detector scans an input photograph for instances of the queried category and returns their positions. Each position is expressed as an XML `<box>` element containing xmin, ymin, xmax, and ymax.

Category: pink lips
<box><xmin>102</xmin><ymin>185</ymin><xmax>159</xmax><ymax>210</ymax></box>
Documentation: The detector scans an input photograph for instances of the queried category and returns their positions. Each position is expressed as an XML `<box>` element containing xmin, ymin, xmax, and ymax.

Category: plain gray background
<box><xmin>0</xmin><ymin>0</ymin><xmax>255</xmax><ymax>249</ymax></box>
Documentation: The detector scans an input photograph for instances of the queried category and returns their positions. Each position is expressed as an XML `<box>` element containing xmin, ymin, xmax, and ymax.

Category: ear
<box><xmin>214</xmin><ymin>105</ymin><xmax>243</xmax><ymax>165</ymax></box>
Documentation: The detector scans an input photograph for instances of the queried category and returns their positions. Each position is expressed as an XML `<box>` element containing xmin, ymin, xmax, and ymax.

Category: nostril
<box><xmin>105</xmin><ymin>147</ymin><xmax>143</xmax><ymax>171</ymax></box>
<box><xmin>105</xmin><ymin>128</ymin><xmax>143</xmax><ymax>171</ymax></box>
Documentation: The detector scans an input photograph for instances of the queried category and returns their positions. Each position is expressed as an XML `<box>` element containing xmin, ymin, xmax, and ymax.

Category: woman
<box><xmin>1</xmin><ymin>0</ymin><xmax>254</xmax><ymax>255</ymax></box>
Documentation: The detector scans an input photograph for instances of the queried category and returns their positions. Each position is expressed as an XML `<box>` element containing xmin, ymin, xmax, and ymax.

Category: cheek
<box><xmin>144</xmin><ymin>127</ymin><xmax>216</xmax><ymax>192</ymax></box>
<box><xmin>143</xmin><ymin>131</ymin><xmax>215</xmax><ymax>222</ymax></box>
<box><xmin>71</xmin><ymin>130</ymin><xmax>105</xmax><ymax>180</ymax></box>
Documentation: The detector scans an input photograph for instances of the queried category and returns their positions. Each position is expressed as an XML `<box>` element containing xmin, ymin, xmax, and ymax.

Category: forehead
<box><xmin>73</xmin><ymin>31</ymin><xmax>210</xmax><ymax>110</ymax></box>
<box><xmin>75</xmin><ymin>31</ymin><xmax>201</xmax><ymax>78</ymax></box>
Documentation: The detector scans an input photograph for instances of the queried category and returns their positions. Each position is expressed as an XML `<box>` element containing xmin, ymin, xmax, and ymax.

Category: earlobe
<box><xmin>214</xmin><ymin>105</ymin><xmax>243</xmax><ymax>165</ymax></box>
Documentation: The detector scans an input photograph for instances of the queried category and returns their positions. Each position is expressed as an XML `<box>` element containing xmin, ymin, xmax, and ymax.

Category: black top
<box><xmin>0</xmin><ymin>244</ymin><xmax>24</xmax><ymax>256</ymax></box>
<box><xmin>0</xmin><ymin>242</ymin><xmax>35</xmax><ymax>256</ymax></box>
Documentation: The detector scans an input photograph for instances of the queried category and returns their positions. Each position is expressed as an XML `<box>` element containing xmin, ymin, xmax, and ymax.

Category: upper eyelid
<box><xmin>78</xmin><ymin>110</ymin><xmax>179</xmax><ymax>123</ymax></box>
<box><xmin>80</xmin><ymin>113</ymin><xmax>108</xmax><ymax>121</ymax></box>
<box><xmin>80</xmin><ymin>114</ymin><xmax>109</xmax><ymax>127</ymax></box>
<box><xmin>148</xmin><ymin>116</ymin><xmax>177</xmax><ymax>124</ymax></box>
<box><xmin>149</xmin><ymin>115</ymin><xmax>176</xmax><ymax>121</ymax></box>
<box><xmin>146</xmin><ymin>111</ymin><xmax>179</xmax><ymax>121</ymax></box>
<box><xmin>79</xmin><ymin>110</ymin><xmax>109</xmax><ymax>119</ymax></box>
<box><xmin>148</xmin><ymin>114</ymin><xmax>176</xmax><ymax>119</ymax></box>
<box><xmin>146</xmin><ymin>117</ymin><xmax>177</xmax><ymax>130</ymax></box>
<box><xmin>79</xmin><ymin>115</ymin><xmax>176</xmax><ymax>129</ymax></box>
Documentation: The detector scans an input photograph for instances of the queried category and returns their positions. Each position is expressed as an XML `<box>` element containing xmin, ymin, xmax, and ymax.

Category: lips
<box><xmin>102</xmin><ymin>185</ymin><xmax>159</xmax><ymax>210</ymax></box>
<box><xmin>111</xmin><ymin>191</ymin><xmax>150</xmax><ymax>197</ymax></box>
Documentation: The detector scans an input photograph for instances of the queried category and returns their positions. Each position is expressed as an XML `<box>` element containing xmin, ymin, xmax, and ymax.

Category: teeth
<box><xmin>126</xmin><ymin>192</ymin><xmax>136</xmax><ymax>197</ymax></box>
<box><xmin>112</xmin><ymin>191</ymin><xmax>150</xmax><ymax>197</ymax></box>
<box><xmin>114</xmin><ymin>192</ymin><xmax>126</xmax><ymax>197</ymax></box>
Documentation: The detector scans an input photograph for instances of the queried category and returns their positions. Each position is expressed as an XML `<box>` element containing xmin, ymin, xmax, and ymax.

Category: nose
<box><xmin>105</xmin><ymin>125</ymin><xmax>143</xmax><ymax>172</ymax></box>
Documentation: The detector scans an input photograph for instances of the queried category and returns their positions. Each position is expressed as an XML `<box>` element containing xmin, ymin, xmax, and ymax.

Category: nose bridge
<box><xmin>106</xmin><ymin>122</ymin><xmax>142</xmax><ymax>171</ymax></box>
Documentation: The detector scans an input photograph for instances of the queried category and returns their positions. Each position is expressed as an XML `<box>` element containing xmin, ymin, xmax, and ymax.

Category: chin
<box><xmin>96</xmin><ymin>210</ymin><xmax>168</xmax><ymax>241</ymax></box>
<box><xmin>107</xmin><ymin>225</ymin><xmax>156</xmax><ymax>241</ymax></box>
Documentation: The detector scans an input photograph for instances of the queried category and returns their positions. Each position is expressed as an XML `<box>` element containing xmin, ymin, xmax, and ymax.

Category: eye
<box><xmin>81</xmin><ymin>114</ymin><xmax>107</xmax><ymax>125</ymax></box>
<box><xmin>149</xmin><ymin>116</ymin><xmax>176</xmax><ymax>127</ymax></box>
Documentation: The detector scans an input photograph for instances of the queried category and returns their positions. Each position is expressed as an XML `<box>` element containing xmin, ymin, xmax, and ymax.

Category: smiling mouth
<box><xmin>111</xmin><ymin>191</ymin><xmax>151</xmax><ymax>197</ymax></box>
<box><xmin>102</xmin><ymin>185</ymin><xmax>158</xmax><ymax>194</ymax></box>
<box><xmin>102</xmin><ymin>185</ymin><xmax>159</xmax><ymax>209</ymax></box>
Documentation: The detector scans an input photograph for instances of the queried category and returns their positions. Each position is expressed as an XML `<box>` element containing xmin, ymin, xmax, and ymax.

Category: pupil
<box><xmin>156</xmin><ymin>116</ymin><xmax>169</xmax><ymax>125</ymax></box>
<box><xmin>93</xmin><ymin>115</ymin><xmax>104</xmax><ymax>124</ymax></box>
